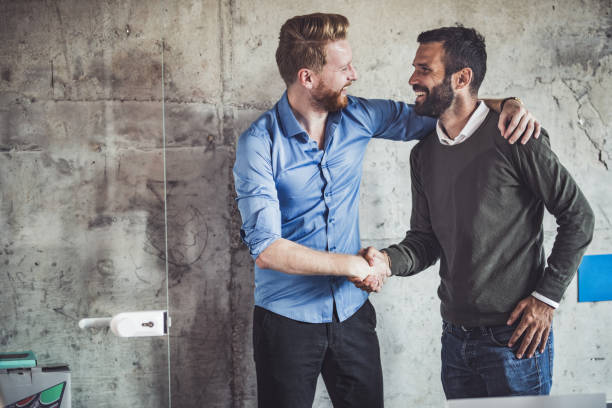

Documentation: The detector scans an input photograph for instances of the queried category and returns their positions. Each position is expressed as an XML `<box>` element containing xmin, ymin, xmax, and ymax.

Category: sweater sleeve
<box><xmin>384</xmin><ymin>142</ymin><xmax>441</xmax><ymax>276</ymax></box>
<box><xmin>513</xmin><ymin>129</ymin><xmax>595</xmax><ymax>303</ymax></box>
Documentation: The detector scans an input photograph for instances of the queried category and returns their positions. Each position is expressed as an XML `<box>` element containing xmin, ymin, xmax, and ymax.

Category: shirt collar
<box><xmin>436</xmin><ymin>101</ymin><xmax>490</xmax><ymax>146</ymax></box>
<box><xmin>277</xmin><ymin>91</ymin><xmax>307</xmax><ymax>138</ymax></box>
<box><xmin>277</xmin><ymin>91</ymin><xmax>344</xmax><ymax>139</ymax></box>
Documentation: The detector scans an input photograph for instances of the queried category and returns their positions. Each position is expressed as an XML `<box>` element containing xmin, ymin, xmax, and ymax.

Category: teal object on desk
<box><xmin>0</xmin><ymin>351</ymin><xmax>37</xmax><ymax>369</ymax></box>
<box><xmin>578</xmin><ymin>254</ymin><xmax>612</xmax><ymax>302</ymax></box>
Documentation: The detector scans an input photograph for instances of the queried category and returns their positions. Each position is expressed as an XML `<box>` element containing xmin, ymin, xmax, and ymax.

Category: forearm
<box><xmin>384</xmin><ymin>231</ymin><xmax>440</xmax><ymax>277</ymax></box>
<box><xmin>536</xmin><ymin>197</ymin><xmax>595</xmax><ymax>302</ymax></box>
<box><xmin>256</xmin><ymin>238</ymin><xmax>368</xmax><ymax>279</ymax></box>
<box><xmin>388</xmin><ymin>146</ymin><xmax>441</xmax><ymax>276</ymax></box>
<box><xmin>482</xmin><ymin>98</ymin><xmax>502</xmax><ymax>112</ymax></box>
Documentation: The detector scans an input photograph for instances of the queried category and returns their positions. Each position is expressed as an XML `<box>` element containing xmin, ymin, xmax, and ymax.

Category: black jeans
<box><xmin>253</xmin><ymin>300</ymin><xmax>383</xmax><ymax>408</ymax></box>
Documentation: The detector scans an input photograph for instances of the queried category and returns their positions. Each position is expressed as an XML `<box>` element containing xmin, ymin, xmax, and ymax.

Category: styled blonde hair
<box><xmin>275</xmin><ymin>13</ymin><xmax>349</xmax><ymax>86</ymax></box>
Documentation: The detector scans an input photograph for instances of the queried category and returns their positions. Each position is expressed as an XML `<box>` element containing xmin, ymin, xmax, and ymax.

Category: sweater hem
<box><xmin>441</xmin><ymin>307</ymin><xmax>511</xmax><ymax>327</ymax></box>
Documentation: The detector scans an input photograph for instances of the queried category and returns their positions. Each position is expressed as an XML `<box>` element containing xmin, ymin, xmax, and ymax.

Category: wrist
<box><xmin>500</xmin><ymin>96</ymin><xmax>522</xmax><ymax>112</ymax></box>
<box><xmin>346</xmin><ymin>255</ymin><xmax>369</xmax><ymax>280</ymax></box>
<box><xmin>380</xmin><ymin>249</ymin><xmax>391</xmax><ymax>269</ymax></box>
<box><xmin>531</xmin><ymin>292</ymin><xmax>559</xmax><ymax>309</ymax></box>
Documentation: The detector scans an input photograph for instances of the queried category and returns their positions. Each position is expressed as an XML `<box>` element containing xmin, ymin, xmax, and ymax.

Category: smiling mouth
<box><xmin>415</xmin><ymin>91</ymin><xmax>427</xmax><ymax>103</ymax></box>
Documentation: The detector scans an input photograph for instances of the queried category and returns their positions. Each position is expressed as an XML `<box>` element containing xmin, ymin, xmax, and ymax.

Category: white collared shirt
<box><xmin>436</xmin><ymin>100</ymin><xmax>490</xmax><ymax>145</ymax></box>
<box><xmin>434</xmin><ymin>101</ymin><xmax>559</xmax><ymax>309</ymax></box>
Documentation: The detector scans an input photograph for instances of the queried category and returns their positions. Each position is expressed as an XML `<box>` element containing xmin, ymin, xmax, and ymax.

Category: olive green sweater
<box><xmin>385</xmin><ymin>111</ymin><xmax>594</xmax><ymax>326</ymax></box>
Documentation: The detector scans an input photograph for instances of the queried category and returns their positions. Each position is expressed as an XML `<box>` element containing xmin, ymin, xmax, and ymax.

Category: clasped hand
<box><xmin>349</xmin><ymin>247</ymin><xmax>391</xmax><ymax>293</ymax></box>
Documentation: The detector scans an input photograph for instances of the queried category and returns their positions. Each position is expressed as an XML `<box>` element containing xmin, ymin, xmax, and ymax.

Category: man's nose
<box><xmin>349</xmin><ymin>64</ymin><xmax>358</xmax><ymax>81</ymax></box>
<box><xmin>408</xmin><ymin>71</ymin><xmax>417</xmax><ymax>85</ymax></box>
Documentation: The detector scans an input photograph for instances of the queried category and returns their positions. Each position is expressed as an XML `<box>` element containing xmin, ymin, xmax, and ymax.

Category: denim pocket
<box><xmin>488</xmin><ymin>325</ymin><xmax>517</xmax><ymax>348</ymax></box>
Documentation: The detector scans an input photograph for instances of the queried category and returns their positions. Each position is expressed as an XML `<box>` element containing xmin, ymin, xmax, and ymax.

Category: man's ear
<box><xmin>297</xmin><ymin>68</ymin><xmax>316</xmax><ymax>89</ymax></box>
<box><xmin>452</xmin><ymin>67</ymin><xmax>473</xmax><ymax>91</ymax></box>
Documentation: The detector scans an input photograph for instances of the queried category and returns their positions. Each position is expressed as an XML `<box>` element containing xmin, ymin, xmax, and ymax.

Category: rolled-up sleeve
<box><xmin>233</xmin><ymin>129</ymin><xmax>282</xmax><ymax>259</ymax></box>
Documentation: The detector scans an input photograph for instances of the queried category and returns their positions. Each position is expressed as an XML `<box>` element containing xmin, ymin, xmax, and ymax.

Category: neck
<box><xmin>287</xmin><ymin>85</ymin><xmax>329</xmax><ymax>148</ymax></box>
<box><xmin>439</xmin><ymin>94</ymin><xmax>479</xmax><ymax>140</ymax></box>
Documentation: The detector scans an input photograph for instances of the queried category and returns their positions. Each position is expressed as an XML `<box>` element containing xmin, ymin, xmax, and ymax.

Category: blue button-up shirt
<box><xmin>233</xmin><ymin>92</ymin><xmax>435</xmax><ymax>323</ymax></box>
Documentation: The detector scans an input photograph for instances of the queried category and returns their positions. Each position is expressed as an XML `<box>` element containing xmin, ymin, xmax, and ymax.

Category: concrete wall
<box><xmin>0</xmin><ymin>0</ymin><xmax>610</xmax><ymax>407</ymax></box>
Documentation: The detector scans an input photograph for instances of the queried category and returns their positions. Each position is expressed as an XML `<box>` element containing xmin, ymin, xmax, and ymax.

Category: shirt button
<box><xmin>325</xmin><ymin>191</ymin><xmax>331</xmax><ymax>197</ymax></box>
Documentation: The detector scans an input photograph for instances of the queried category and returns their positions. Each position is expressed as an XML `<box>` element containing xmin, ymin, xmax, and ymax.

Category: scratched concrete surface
<box><xmin>0</xmin><ymin>0</ymin><xmax>610</xmax><ymax>407</ymax></box>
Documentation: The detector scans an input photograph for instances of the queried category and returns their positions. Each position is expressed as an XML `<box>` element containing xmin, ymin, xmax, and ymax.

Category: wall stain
<box><xmin>110</xmin><ymin>49</ymin><xmax>162</xmax><ymax>96</ymax></box>
<box><xmin>96</xmin><ymin>259</ymin><xmax>115</xmax><ymax>278</ymax></box>
<box><xmin>73</xmin><ymin>56</ymin><xmax>84</xmax><ymax>81</ymax></box>
<box><xmin>41</xmin><ymin>153</ymin><xmax>73</xmax><ymax>175</ymax></box>
<box><xmin>88</xmin><ymin>214</ymin><xmax>115</xmax><ymax>229</ymax></box>
<box><xmin>144</xmin><ymin>199</ymin><xmax>209</xmax><ymax>286</ymax></box>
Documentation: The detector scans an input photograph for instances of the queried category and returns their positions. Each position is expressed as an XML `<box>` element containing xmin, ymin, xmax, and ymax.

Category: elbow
<box><xmin>255</xmin><ymin>250</ymin><xmax>271</xmax><ymax>270</ymax></box>
<box><xmin>585</xmin><ymin>208</ymin><xmax>596</xmax><ymax>243</ymax></box>
<box><xmin>254</xmin><ymin>238</ymin><xmax>282</xmax><ymax>270</ymax></box>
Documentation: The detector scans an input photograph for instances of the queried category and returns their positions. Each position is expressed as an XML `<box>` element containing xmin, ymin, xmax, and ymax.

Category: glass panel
<box><xmin>0</xmin><ymin>1</ymin><xmax>169</xmax><ymax>406</ymax></box>
<box><xmin>159</xmin><ymin>1</ymin><xmax>249</xmax><ymax>405</ymax></box>
<box><xmin>159</xmin><ymin>0</ymin><xmax>235</xmax><ymax>404</ymax></box>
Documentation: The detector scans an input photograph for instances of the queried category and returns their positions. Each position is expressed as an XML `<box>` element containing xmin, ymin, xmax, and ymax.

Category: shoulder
<box><xmin>342</xmin><ymin>95</ymin><xmax>375</xmax><ymax>120</ymax></box>
<box><xmin>344</xmin><ymin>95</ymin><xmax>373</xmax><ymax>111</ymax></box>
<box><xmin>512</xmin><ymin>127</ymin><xmax>554</xmax><ymax>164</ymax></box>
<box><xmin>237</xmin><ymin>109</ymin><xmax>277</xmax><ymax>150</ymax></box>
<box><xmin>520</xmin><ymin>127</ymin><xmax>552</xmax><ymax>152</ymax></box>
<box><xmin>344</xmin><ymin>95</ymin><xmax>407</xmax><ymax>113</ymax></box>
<box><xmin>410</xmin><ymin>131</ymin><xmax>436</xmax><ymax>162</ymax></box>
<box><xmin>486</xmin><ymin>109</ymin><xmax>552</xmax><ymax>154</ymax></box>
<box><xmin>236</xmin><ymin>109</ymin><xmax>279</xmax><ymax>164</ymax></box>
<box><xmin>491</xmin><ymin>121</ymin><xmax>552</xmax><ymax>157</ymax></box>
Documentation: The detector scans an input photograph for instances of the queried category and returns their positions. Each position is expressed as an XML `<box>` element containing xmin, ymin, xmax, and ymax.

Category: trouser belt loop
<box><xmin>458</xmin><ymin>324</ymin><xmax>488</xmax><ymax>338</ymax></box>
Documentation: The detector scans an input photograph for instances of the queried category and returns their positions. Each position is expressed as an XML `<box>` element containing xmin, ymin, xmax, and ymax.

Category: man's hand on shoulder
<box><xmin>506</xmin><ymin>295</ymin><xmax>554</xmax><ymax>359</ymax></box>
<box><xmin>498</xmin><ymin>98</ymin><xmax>541</xmax><ymax>145</ymax></box>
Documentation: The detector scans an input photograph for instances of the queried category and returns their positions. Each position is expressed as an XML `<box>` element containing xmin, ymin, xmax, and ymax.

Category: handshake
<box><xmin>348</xmin><ymin>247</ymin><xmax>391</xmax><ymax>293</ymax></box>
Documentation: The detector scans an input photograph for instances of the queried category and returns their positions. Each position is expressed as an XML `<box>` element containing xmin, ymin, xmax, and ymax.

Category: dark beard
<box><xmin>312</xmin><ymin>84</ymin><xmax>349</xmax><ymax>112</ymax></box>
<box><xmin>414</xmin><ymin>75</ymin><xmax>454</xmax><ymax>117</ymax></box>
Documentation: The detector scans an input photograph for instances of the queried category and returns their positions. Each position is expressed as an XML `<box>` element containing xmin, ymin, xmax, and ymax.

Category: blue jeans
<box><xmin>441</xmin><ymin>320</ymin><xmax>553</xmax><ymax>399</ymax></box>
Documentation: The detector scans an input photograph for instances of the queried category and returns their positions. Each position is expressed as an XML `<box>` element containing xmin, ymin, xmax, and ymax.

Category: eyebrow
<box><xmin>413</xmin><ymin>63</ymin><xmax>430</xmax><ymax>69</ymax></box>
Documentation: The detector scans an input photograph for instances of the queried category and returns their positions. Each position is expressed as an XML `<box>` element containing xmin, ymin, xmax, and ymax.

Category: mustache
<box><xmin>412</xmin><ymin>85</ymin><xmax>428</xmax><ymax>93</ymax></box>
<box><xmin>334</xmin><ymin>82</ymin><xmax>353</xmax><ymax>96</ymax></box>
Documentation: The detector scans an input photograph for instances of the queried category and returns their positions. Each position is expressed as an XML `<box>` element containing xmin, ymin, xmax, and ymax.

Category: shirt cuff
<box><xmin>531</xmin><ymin>291</ymin><xmax>559</xmax><ymax>309</ymax></box>
<box><xmin>248</xmin><ymin>236</ymin><xmax>280</xmax><ymax>261</ymax></box>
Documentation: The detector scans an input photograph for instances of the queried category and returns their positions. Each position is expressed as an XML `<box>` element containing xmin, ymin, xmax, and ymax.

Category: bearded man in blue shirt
<box><xmin>233</xmin><ymin>13</ymin><xmax>540</xmax><ymax>408</ymax></box>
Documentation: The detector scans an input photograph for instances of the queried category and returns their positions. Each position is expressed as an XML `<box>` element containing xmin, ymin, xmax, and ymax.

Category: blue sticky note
<box><xmin>578</xmin><ymin>254</ymin><xmax>612</xmax><ymax>302</ymax></box>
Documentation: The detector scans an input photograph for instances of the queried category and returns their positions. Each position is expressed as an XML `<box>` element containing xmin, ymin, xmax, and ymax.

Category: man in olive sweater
<box><xmin>358</xmin><ymin>27</ymin><xmax>595</xmax><ymax>398</ymax></box>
